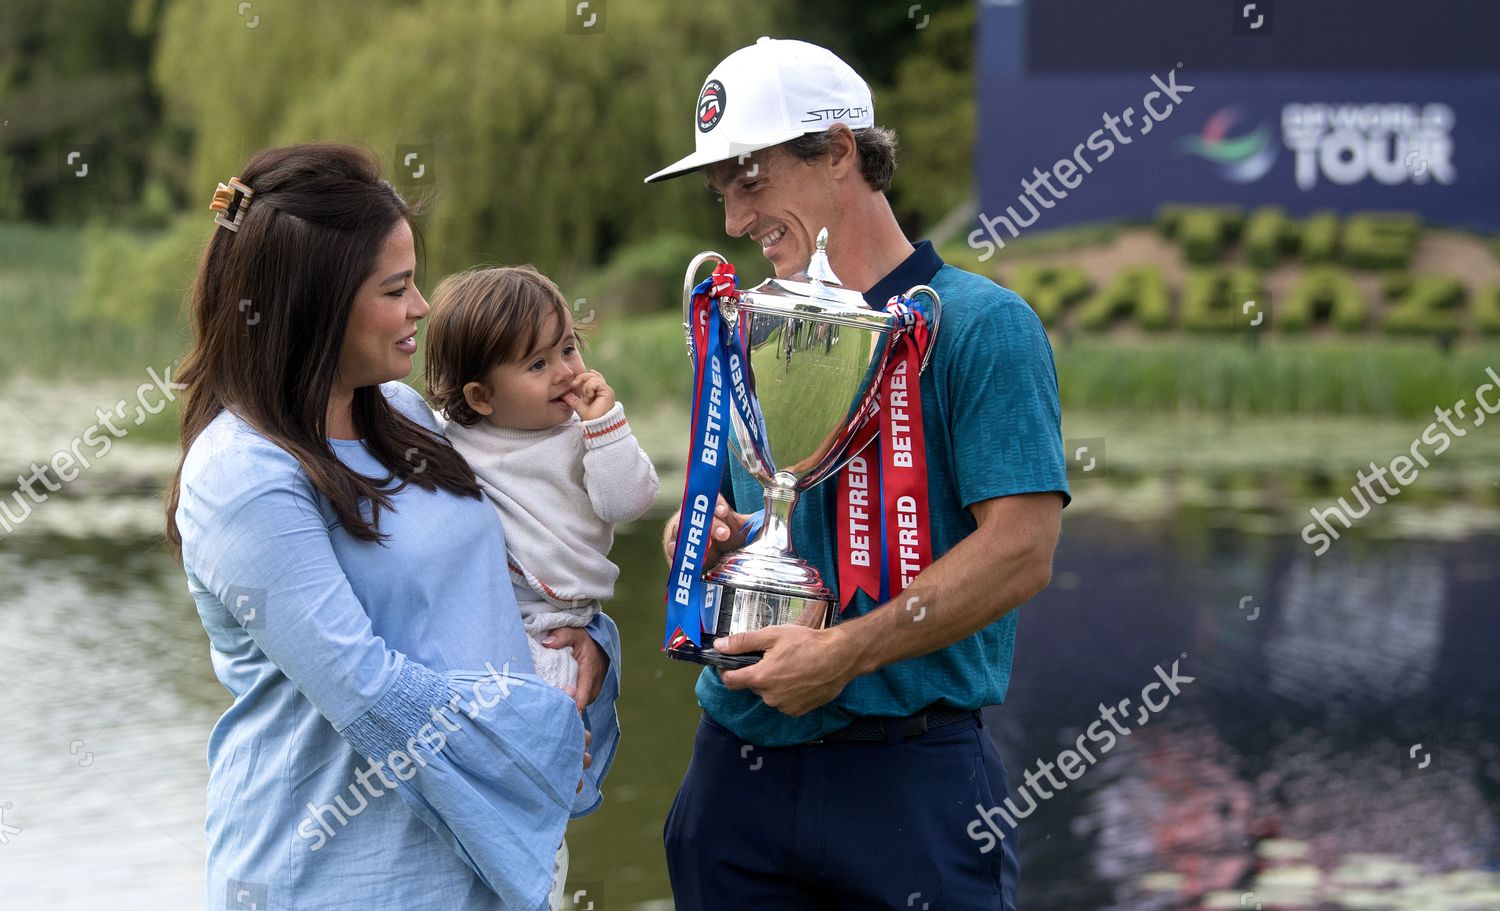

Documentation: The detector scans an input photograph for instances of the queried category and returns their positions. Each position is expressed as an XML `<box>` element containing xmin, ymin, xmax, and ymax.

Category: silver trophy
<box><xmin>675</xmin><ymin>229</ymin><xmax>941</xmax><ymax>668</ymax></box>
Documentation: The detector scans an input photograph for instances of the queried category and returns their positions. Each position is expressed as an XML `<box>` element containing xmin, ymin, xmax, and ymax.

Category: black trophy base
<box><xmin>667</xmin><ymin>642</ymin><xmax>762</xmax><ymax>670</ymax></box>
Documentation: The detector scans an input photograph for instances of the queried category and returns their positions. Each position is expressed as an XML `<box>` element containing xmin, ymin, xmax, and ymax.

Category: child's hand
<box><xmin>563</xmin><ymin>370</ymin><xmax>616</xmax><ymax>421</ymax></box>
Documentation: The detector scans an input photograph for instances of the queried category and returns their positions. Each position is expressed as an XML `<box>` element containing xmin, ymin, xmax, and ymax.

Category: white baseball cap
<box><xmin>644</xmin><ymin>36</ymin><xmax>875</xmax><ymax>184</ymax></box>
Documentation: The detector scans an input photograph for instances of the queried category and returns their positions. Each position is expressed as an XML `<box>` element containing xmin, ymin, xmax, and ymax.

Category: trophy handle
<box><xmin>902</xmin><ymin>284</ymin><xmax>942</xmax><ymax>373</ymax></box>
<box><xmin>683</xmin><ymin>251</ymin><xmax>729</xmax><ymax>359</ymax></box>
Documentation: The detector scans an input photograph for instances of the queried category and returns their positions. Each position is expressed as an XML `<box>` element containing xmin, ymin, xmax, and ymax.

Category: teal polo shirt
<box><xmin>701</xmin><ymin>241</ymin><xmax>1071</xmax><ymax>746</ymax></box>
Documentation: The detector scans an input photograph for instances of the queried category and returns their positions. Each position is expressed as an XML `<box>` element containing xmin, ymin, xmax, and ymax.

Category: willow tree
<box><xmin>152</xmin><ymin>0</ymin><xmax>783</xmax><ymax>282</ymax></box>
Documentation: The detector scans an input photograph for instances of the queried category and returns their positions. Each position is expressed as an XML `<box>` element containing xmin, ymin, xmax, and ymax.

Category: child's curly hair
<box><xmin>424</xmin><ymin>265</ymin><xmax>575</xmax><ymax>427</ymax></box>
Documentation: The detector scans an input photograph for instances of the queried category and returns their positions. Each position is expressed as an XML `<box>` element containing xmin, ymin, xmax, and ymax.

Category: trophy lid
<box><xmin>737</xmin><ymin>228</ymin><xmax>890</xmax><ymax>329</ymax></box>
<box><xmin>805</xmin><ymin>228</ymin><xmax>841</xmax><ymax>285</ymax></box>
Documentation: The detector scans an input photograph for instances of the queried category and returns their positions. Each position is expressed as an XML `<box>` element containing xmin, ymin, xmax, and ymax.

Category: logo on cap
<box><xmin>698</xmin><ymin>79</ymin><xmax>726</xmax><ymax>133</ymax></box>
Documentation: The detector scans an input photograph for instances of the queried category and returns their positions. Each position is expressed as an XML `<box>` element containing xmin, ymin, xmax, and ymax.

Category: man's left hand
<box><xmin>542</xmin><ymin>627</ymin><xmax>609</xmax><ymax>712</ymax></box>
<box><xmin>716</xmin><ymin>626</ymin><xmax>854</xmax><ymax>716</ymax></box>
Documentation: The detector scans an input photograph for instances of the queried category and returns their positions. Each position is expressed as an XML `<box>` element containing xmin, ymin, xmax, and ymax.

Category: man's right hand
<box><xmin>662</xmin><ymin>494</ymin><xmax>751</xmax><ymax>565</ymax></box>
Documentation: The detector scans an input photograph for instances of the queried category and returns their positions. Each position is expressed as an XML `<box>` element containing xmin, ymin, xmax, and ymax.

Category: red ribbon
<box><xmin>835</xmin><ymin>299</ymin><xmax>933</xmax><ymax>610</ymax></box>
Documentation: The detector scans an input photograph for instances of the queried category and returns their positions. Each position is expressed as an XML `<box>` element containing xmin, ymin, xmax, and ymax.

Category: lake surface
<box><xmin>1</xmin><ymin>383</ymin><xmax>1497</xmax><ymax>910</ymax></box>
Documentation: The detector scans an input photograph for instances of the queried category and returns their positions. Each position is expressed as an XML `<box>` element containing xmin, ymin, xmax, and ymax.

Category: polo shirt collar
<box><xmin>862</xmin><ymin>240</ymin><xmax>944</xmax><ymax>309</ymax></box>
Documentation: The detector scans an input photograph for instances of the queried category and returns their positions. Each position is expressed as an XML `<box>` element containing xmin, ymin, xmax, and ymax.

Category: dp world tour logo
<box><xmin>1178</xmin><ymin>106</ymin><xmax>1278</xmax><ymax>183</ymax></box>
<box><xmin>698</xmin><ymin>79</ymin><xmax>726</xmax><ymax>133</ymax></box>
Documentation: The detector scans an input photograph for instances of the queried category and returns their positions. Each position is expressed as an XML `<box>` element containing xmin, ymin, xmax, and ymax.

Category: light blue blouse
<box><xmin>177</xmin><ymin>381</ymin><xmax>621</xmax><ymax>911</ymax></box>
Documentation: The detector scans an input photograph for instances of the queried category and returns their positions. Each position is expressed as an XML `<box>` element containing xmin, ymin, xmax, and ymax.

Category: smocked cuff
<box><xmin>581</xmin><ymin>402</ymin><xmax>631</xmax><ymax>450</ymax></box>
<box><xmin>340</xmin><ymin>658</ymin><xmax>451</xmax><ymax>760</ymax></box>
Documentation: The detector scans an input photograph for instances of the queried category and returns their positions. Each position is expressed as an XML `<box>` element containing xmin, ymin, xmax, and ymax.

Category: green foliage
<box><xmin>879</xmin><ymin>3</ymin><xmax>977</xmax><ymax>233</ymax></box>
<box><xmin>75</xmin><ymin>214</ymin><xmax>203</xmax><ymax>330</ymax></box>
<box><xmin>1159</xmin><ymin>205</ymin><xmax>1243</xmax><ymax>264</ymax></box>
<box><xmin>1003</xmin><ymin>264</ymin><xmax>1091</xmax><ymax>327</ymax></box>
<box><xmin>0</xmin><ymin>221</ymin><xmax>187</xmax><ymax>378</ymax></box>
<box><xmin>1154</xmin><ymin>205</ymin><xmax>1424</xmax><ymax>270</ymax></box>
<box><xmin>153</xmin><ymin>0</ymin><xmax>413</xmax><ymax>205</ymax></box>
<box><xmin>153</xmin><ymin>0</ymin><xmax>783</xmax><ymax>282</ymax></box>
<box><xmin>584</xmin><ymin>311</ymin><xmax>692</xmax><ymax>411</ymax></box>
<box><xmin>0</xmin><ymin>0</ymin><xmax>166</xmax><ymax>224</ymax></box>
<box><xmin>1074</xmin><ymin>266</ymin><xmax>1170</xmax><ymax>332</ymax></box>
<box><xmin>1382</xmin><ymin>274</ymin><xmax>1464</xmax><ymax>336</ymax></box>
<box><xmin>1055</xmin><ymin>339</ymin><xmax>1500</xmax><ymax>417</ymax></box>
<box><xmin>1242</xmin><ymin>207</ymin><xmax>1296</xmax><ymax>269</ymax></box>
<box><xmin>1344</xmin><ymin>212</ymin><xmax>1421</xmax><ymax>270</ymax></box>
<box><xmin>0</xmin><ymin>148</ymin><xmax>23</xmax><ymax>221</ymax></box>
<box><xmin>784</xmin><ymin>0</ymin><xmax>972</xmax><ymax>90</ymax></box>
<box><xmin>1299</xmin><ymin>210</ymin><xmax>1341</xmax><ymax>263</ymax></box>
<box><xmin>1155</xmin><ymin>205</ymin><xmax>1188</xmax><ymax>237</ymax></box>
<box><xmin>1279</xmin><ymin>266</ymin><xmax>1367</xmax><ymax>333</ymax></box>
<box><xmin>1475</xmin><ymin>286</ymin><xmax>1500</xmax><ymax>337</ymax></box>
<box><xmin>1181</xmin><ymin>267</ymin><xmax>1262</xmax><ymax>332</ymax></box>
<box><xmin>570</xmin><ymin>233</ymin><xmax>760</xmax><ymax>321</ymax></box>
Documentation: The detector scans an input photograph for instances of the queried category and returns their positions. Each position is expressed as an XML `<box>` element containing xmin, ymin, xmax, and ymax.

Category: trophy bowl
<box><xmin>672</xmin><ymin>230</ymin><xmax>940</xmax><ymax>668</ymax></box>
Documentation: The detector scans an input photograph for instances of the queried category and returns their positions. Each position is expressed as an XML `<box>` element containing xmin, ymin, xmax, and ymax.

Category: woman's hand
<box><xmin>578</xmin><ymin>728</ymin><xmax>593</xmax><ymax>793</ymax></box>
<box><xmin>542</xmin><ymin>627</ymin><xmax>608</xmax><ymax>712</ymax></box>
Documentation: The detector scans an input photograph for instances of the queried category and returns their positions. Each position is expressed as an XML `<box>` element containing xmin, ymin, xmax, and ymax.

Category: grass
<box><xmin>0</xmin><ymin>221</ymin><xmax>189</xmax><ymax>381</ymax></box>
<box><xmin>1054</xmin><ymin>337</ymin><xmax>1500</xmax><ymax>417</ymax></box>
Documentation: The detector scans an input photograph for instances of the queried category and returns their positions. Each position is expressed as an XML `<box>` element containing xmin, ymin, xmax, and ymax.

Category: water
<box><xmin>1</xmin><ymin>387</ymin><xmax>1497</xmax><ymax>909</ymax></box>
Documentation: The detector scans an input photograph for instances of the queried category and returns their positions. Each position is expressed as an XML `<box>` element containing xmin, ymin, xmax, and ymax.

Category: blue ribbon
<box><xmin>723</xmin><ymin>317</ymin><xmax>771</xmax><ymax>471</ymax></box>
<box><xmin>664</xmin><ymin>277</ymin><xmax>734</xmax><ymax>648</ymax></box>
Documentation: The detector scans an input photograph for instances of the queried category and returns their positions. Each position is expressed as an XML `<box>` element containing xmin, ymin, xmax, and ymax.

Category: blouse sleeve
<box><xmin>572</xmin><ymin>610</ymin><xmax>623</xmax><ymax>817</ymax></box>
<box><xmin>179</xmin><ymin>428</ymin><xmax>583</xmax><ymax>911</ymax></box>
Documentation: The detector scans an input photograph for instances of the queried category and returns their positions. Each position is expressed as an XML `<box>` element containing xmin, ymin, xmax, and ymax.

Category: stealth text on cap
<box><xmin>802</xmin><ymin>106</ymin><xmax>870</xmax><ymax>124</ymax></box>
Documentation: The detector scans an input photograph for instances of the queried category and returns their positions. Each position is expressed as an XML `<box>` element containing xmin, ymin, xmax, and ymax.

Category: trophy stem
<box><xmin>678</xmin><ymin>471</ymin><xmax>833</xmax><ymax>669</ymax></box>
<box><xmin>744</xmin><ymin>472</ymin><xmax>800</xmax><ymax>558</ymax></box>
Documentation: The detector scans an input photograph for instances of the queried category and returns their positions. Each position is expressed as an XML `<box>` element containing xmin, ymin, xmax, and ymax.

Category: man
<box><xmin>646</xmin><ymin>37</ymin><xmax>1070</xmax><ymax>909</ymax></box>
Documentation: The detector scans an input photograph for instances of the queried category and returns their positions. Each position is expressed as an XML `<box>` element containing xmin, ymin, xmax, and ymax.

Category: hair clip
<box><xmin>209</xmin><ymin>178</ymin><xmax>255</xmax><ymax>232</ymax></box>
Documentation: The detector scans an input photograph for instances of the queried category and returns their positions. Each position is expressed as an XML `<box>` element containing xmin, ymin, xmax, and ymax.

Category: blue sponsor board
<box><xmin>974</xmin><ymin>0</ymin><xmax>1500</xmax><ymax>237</ymax></box>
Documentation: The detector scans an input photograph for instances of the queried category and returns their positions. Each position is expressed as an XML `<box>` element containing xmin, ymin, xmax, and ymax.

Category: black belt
<box><xmin>809</xmin><ymin>706</ymin><xmax>980</xmax><ymax>744</ymax></box>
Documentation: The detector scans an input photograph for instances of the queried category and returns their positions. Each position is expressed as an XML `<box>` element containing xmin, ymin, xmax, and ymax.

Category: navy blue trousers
<box><xmin>664</xmin><ymin>713</ymin><xmax>1020</xmax><ymax>910</ymax></box>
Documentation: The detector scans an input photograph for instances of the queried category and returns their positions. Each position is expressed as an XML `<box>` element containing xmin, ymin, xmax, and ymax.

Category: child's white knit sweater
<box><xmin>442</xmin><ymin>402</ymin><xmax>659</xmax><ymax>687</ymax></box>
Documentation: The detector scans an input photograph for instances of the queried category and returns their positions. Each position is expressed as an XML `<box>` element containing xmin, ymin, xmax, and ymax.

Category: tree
<box><xmin>152</xmin><ymin>0</ymin><xmax>785</xmax><ymax>281</ymax></box>
<box><xmin>0</xmin><ymin>0</ymin><xmax>163</xmax><ymax>223</ymax></box>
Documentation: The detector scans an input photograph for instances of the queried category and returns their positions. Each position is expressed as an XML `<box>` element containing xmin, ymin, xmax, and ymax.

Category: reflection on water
<box><xmin>0</xmin><ymin>535</ymin><xmax>223</xmax><ymax>907</ymax></box>
<box><xmin>1</xmin><ymin>427</ymin><xmax>1497</xmax><ymax>908</ymax></box>
<box><xmin>994</xmin><ymin>517</ymin><xmax>1500</xmax><ymax>910</ymax></box>
<box><xmin>1265</xmin><ymin>552</ymin><xmax>1446</xmax><ymax>706</ymax></box>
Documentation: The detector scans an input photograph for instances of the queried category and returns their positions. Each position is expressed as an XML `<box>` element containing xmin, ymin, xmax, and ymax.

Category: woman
<box><xmin>165</xmin><ymin>143</ymin><xmax>620</xmax><ymax>910</ymax></box>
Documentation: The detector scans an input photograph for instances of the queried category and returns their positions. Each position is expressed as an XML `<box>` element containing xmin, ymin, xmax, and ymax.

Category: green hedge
<box><xmin>1003</xmin><ymin>264</ymin><xmax>1092</xmax><ymax>327</ymax></box>
<box><xmin>1074</xmin><ymin>265</ymin><xmax>1171</xmax><ymax>332</ymax></box>
<box><xmin>1344</xmin><ymin>212</ymin><xmax>1421</xmax><ymax>270</ymax></box>
<box><xmin>1382</xmin><ymin>274</ymin><xmax>1465</xmax><ymax>336</ymax></box>
<box><xmin>1298</xmin><ymin>210</ymin><xmax>1342</xmax><ymax>263</ymax></box>
<box><xmin>1243</xmin><ymin>207</ymin><xmax>1297</xmax><ymax>269</ymax></box>
<box><xmin>1181</xmin><ymin>267</ymin><xmax>1264</xmax><ymax>332</ymax></box>
<box><xmin>1159</xmin><ymin>205</ymin><xmax>1421</xmax><ymax>269</ymax></box>
<box><xmin>1158</xmin><ymin>204</ymin><xmax>1245</xmax><ymax>264</ymax></box>
<box><xmin>1279</xmin><ymin>267</ymin><xmax>1368</xmax><ymax>333</ymax></box>
<box><xmin>1475</xmin><ymin>286</ymin><xmax>1500</xmax><ymax>337</ymax></box>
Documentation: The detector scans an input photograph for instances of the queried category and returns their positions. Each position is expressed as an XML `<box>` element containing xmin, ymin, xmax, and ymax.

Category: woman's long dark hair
<box><xmin>165</xmin><ymin>142</ymin><xmax>481</xmax><ymax>558</ymax></box>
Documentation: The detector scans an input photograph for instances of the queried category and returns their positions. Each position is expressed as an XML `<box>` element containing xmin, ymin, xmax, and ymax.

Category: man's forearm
<box><xmin>827</xmin><ymin>500</ymin><xmax>1059</xmax><ymax>679</ymax></box>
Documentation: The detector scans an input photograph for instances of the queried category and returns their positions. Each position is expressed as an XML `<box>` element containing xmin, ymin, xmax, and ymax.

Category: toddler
<box><xmin>425</xmin><ymin>265</ymin><xmax>659</xmax><ymax>691</ymax></box>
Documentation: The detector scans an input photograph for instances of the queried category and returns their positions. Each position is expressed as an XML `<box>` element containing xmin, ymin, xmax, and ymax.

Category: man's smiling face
<box><xmin>705</xmin><ymin>144</ymin><xmax>841</xmax><ymax>279</ymax></box>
